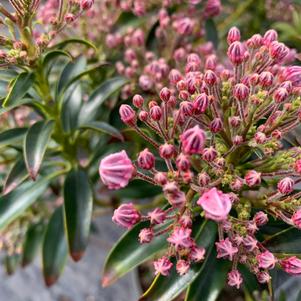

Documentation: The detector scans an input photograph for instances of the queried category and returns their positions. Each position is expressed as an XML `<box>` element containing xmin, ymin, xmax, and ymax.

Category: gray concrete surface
<box><xmin>0</xmin><ymin>215</ymin><xmax>141</xmax><ymax>301</ymax></box>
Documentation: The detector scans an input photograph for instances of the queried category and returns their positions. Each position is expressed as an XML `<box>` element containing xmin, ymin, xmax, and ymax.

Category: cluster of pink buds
<box><xmin>0</xmin><ymin>0</ymin><xmax>94</xmax><ymax>67</ymax></box>
<box><xmin>99</xmin><ymin>27</ymin><xmax>301</xmax><ymax>287</ymax></box>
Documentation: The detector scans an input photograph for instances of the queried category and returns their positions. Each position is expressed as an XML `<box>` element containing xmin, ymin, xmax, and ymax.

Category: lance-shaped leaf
<box><xmin>22</xmin><ymin>221</ymin><xmax>46</xmax><ymax>267</ymax></box>
<box><xmin>0</xmin><ymin>127</ymin><xmax>27</xmax><ymax>147</ymax></box>
<box><xmin>24</xmin><ymin>120</ymin><xmax>55</xmax><ymax>180</ymax></box>
<box><xmin>64</xmin><ymin>169</ymin><xmax>93</xmax><ymax>261</ymax></box>
<box><xmin>42</xmin><ymin>207</ymin><xmax>68</xmax><ymax>287</ymax></box>
<box><xmin>102</xmin><ymin>220</ymin><xmax>171</xmax><ymax>287</ymax></box>
<box><xmin>3</xmin><ymin>158</ymin><xmax>28</xmax><ymax>194</ymax></box>
<box><xmin>0</xmin><ymin>98</ymin><xmax>32</xmax><ymax>117</ymax></box>
<box><xmin>263</xmin><ymin>227</ymin><xmax>301</xmax><ymax>254</ymax></box>
<box><xmin>0</xmin><ymin>178</ymin><xmax>49</xmax><ymax>230</ymax></box>
<box><xmin>51</xmin><ymin>38</ymin><xmax>97</xmax><ymax>51</ymax></box>
<box><xmin>80</xmin><ymin>121</ymin><xmax>124</xmax><ymax>141</ymax></box>
<box><xmin>2</xmin><ymin>72</ymin><xmax>35</xmax><ymax>107</ymax></box>
<box><xmin>205</xmin><ymin>19</ymin><xmax>218</xmax><ymax>50</ymax></box>
<box><xmin>5</xmin><ymin>254</ymin><xmax>21</xmax><ymax>275</ymax></box>
<box><xmin>43</xmin><ymin>49</ymin><xmax>72</xmax><ymax>67</ymax></box>
<box><xmin>185</xmin><ymin>251</ymin><xmax>229</xmax><ymax>301</ymax></box>
<box><xmin>139</xmin><ymin>221</ymin><xmax>217</xmax><ymax>301</ymax></box>
<box><xmin>79</xmin><ymin>77</ymin><xmax>128</xmax><ymax>124</ymax></box>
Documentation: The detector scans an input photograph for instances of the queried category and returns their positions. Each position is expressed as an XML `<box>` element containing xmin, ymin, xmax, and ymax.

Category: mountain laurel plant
<box><xmin>1</xmin><ymin>0</ymin><xmax>301</xmax><ymax>300</ymax></box>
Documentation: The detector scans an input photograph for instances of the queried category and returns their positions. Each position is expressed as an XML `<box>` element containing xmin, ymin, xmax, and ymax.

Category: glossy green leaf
<box><xmin>22</xmin><ymin>221</ymin><xmax>45</xmax><ymax>267</ymax></box>
<box><xmin>2</xmin><ymin>72</ymin><xmax>34</xmax><ymax>107</ymax></box>
<box><xmin>140</xmin><ymin>221</ymin><xmax>217</xmax><ymax>301</ymax></box>
<box><xmin>61</xmin><ymin>84</ymin><xmax>82</xmax><ymax>132</ymax></box>
<box><xmin>24</xmin><ymin>120</ymin><xmax>55</xmax><ymax>180</ymax></box>
<box><xmin>0</xmin><ymin>177</ymin><xmax>49</xmax><ymax>230</ymax></box>
<box><xmin>3</xmin><ymin>158</ymin><xmax>28</xmax><ymax>194</ymax></box>
<box><xmin>102</xmin><ymin>220</ymin><xmax>170</xmax><ymax>287</ymax></box>
<box><xmin>42</xmin><ymin>207</ymin><xmax>68</xmax><ymax>287</ymax></box>
<box><xmin>5</xmin><ymin>254</ymin><xmax>21</xmax><ymax>275</ymax></box>
<box><xmin>0</xmin><ymin>127</ymin><xmax>27</xmax><ymax>147</ymax></box>
<box><xmin>64</xmin><ymin>169</ymin><xmax>93</xmax><ymax>261</ymax></box>
<box><xmin>57</xmin><ymin>55</ymin><xmax>87</xmax><ymax>94</ymax></box>
<box><xmin>80</xmin><ymin>121</ymin><xmax>124</xmax><ymax>141</ymax></box>
<box><xmin>0</xmin><ymin>98</ymin><xmax>32</xmax><ymax>116</ymax></box>
<box><xmin>205</xmin><ymin>19</ymin><xmax>218</xmax><ymax>49</ymax></box>
<box><xmin>185</xmin><ymin>251</ymin><xmax>229</xmax><ymax>301</ymax></box>
<box><xmin>51</xmin><ymin>38</ymin><xmax>97</xmax><ymax>51</ymax></box>
<box><xmin>43</xmin><ymin>50</ymin><xmax>72</xmax><ymax>66</ymax></box>
<box><xmin>79</xmin><ymin>77</ymin><xmax>128</xmax><ymax>124</ymax></box>
<box><xmin>263</xmin><ymin>227</ymin><xmax>301</xmax><ymax>255</ymax></box>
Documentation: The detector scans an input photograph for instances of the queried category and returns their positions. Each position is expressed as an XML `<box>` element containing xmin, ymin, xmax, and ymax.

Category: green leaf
<box><xmin>263</xmin><ymin>227</ymin><xmax>301</xmax><ymax>255</ymax></box>
<box><xmin>42</xmin><ymin>207</ymin><xmax>68</xmax><ymax>287</ymax></box>
<box><xmin>61</xmin><ymin>84</ymin><xmax>82</xmax><ymax>132</ymax></box>
<box><xmin>22</xmin><ymin>221</ymin><xmax>46</xmax><ymax>267</ymax></box>
<box><xmin>57</xmin><ymin>55</ymin><xmax>87</xmax><ymax>95</ymax></box>
<box><xmin>185</xmin><ymin>251</ymin><xmax>229</xmax><ymax>301</ymax></box>
<box><xmin>102</xmin><ymin>220</ymin><xmax>170</xmax><ymax>287</ymax></box>
<box><xmin>43</xmin><ymin>50</ymin><xmax>72</xmax><ymax>66</ymax></box>
<box><xmin>80</xmin><ymin>121</ymin><xmax>124</xmax><ymax>141</ymax></box>
<box><xmin>0</xmin><ymin>127</ymin><xmax>27</xmax><ymax>147</ymax></box>
<box><xmin>24</xmin><ymin>120</ymin><xmax>55</xmax><ymax>180</ymax></box>
<box><xmin>2</xmin><ymin>72</ymin><xmax>34</xmax><ymax>107</ymax></box>
<box><xmin>0</xmin><ymin>98</ymin><xmax>32</xmax><ymax>116</ymax></box>
<box><xmin>140</xmin><ymin>221</ymin><xmax>217</xmax><ymax>301</ymax></box>
<box><xmin>79</xmin><ymin>77</ymin><xmax>128</xmax><ymax>124</ymax></box>
<box><xmin>51</xmin><ymin>38</ymin><xmax>97</xmax><ymax>51</ymax></box>
<box><xmin>3</xmin><ymin>157</ymin><xmax>28</xmax><ymax>194</ymax></box>
<box><xmin>63</xmin><ymin>169</ymin><xmax>93</xmax><ymax>261</ymax></box>
<box><xmin>0</xmin><ymin>178</ymin><xmax>49</xmax><ymax>230</ymax></box>
<box><xmin>205</xmin><ymin>19</ymin><xmax>218</xmax><ymax>49</ymax></box>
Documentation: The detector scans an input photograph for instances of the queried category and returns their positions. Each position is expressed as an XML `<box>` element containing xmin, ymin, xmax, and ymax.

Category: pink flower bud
<box><xmin>198</xmin><ymin>172</ymin><xmax>210</xmax><ymax>186</ymax></box>
<box><xmin>210</xmin><ymin>118</ymin><xmax>223</xmax><ymax>133</ymax></box>
<box><xmin>176</xmin><ymin>79</ymin><xmax>188</xmax><ymax>91</ymax></box>
<box><xmin>281</xmin><ymin>66</ymin><xmax>301</xmax><ymax>87</ymax></box>
<box><xmin>197</xmin><ymin>188</ymin><xmax>232</xmax><ymax>221</ymax></box>
<box><xmin>234</xmin><ymin>83</ymin><xmax>249</xmax><ymax>101</ymax></box>
<box><xmin>227</xmin><ymin>270</ymin><xmax>243</xmax><ymax>289</ymax></box>
<box><xmin>169</xmin><ymin>69</ymin><xmax>183</xmax><ymax>84</ymax></box>
<box><xmin>163</xmin><ymin>182</ymin><xmax>186</xmax><ymax>208</ymax></box>
<box><xmin>246</xmin><ymin>34</ymin><xmax>263</xmax><ymax>48</ymax></box>
<box><xmin>80</xmin><ymin>0</ymin><xmax>94</xmax><ymax>10</ymax></box>
<box><xmin>227</xmin><ymin>27</ymin><xmax>241</xmax><ymax>45</ymax></box>
<box><xmin>139</xmin><ymin>228</ymin><xmax>154</xmax><ymax>243</ymax></box>
<box><xmin>204</xmin><ymin>0</ymin><xmax>221</xmax><ymax>18</ymax></box>
<box><xmin>193</xmin><ymin>93</ymin><xmax>209</xmax><ymax>114</ymax></box>
<box><xmin>257</xmin><ymin>250</ymin><xmax>277</xmax><ymax>269</ymax></box>
<box><xmin>179</xmin><ymin>90</ymin><xmax>190</xmax><ymax>100</ymax></box>
<box><xmin>176</xmin><ymin>153</ymin><xmax>191</xmax><ymax>171</ymax></box>
<box><xmin>180</xmin><ymin>125</ymin><xmax>206</xmax><ymax>155</ymax></box>
<box><xmin>138</xmin><ymin>110</ymin><xmax>148</xmax><ymax>121</ymax></box>
<box><xmin>245</xmin><ymin>170</ymin><xmax>261</xmax><ymax>187</ymax></box>
<box><xmin>249</xmin><ymin>73</ymin><xmax>259</xmax><ymax>86</ymax></box>
<box><xmin>280</xmin><ymin>81</ymin><xmax>293</xmax><ymax>93</ymax></box>
<box><xmin>232</xmin><ymin>135</ymin><xmax>243</xmax><ymax>145</ymax></box>
<box><xmin>257</xmin><ymin>271</ymin><xmax>271</xmax><ymax>284</ymax></box>
<box><xmin>190</xmin><ymin>246</ymin><xmax>206</xmax><ymax>262</ymax></box>
<box><xmin>154</xmin><ymin>256</ymin><xmax>173</xmax><ymax>276</ymax></box>
<box><xmin>112</xmin><ymin>203</ymin><xmax>141</xmax><ymax>229</ymax></box>
<box><xmin>254</xmin><ymin>132</ymin><xmax>267</xmax><ymax>144</ymax></box>
<box><xmin>205</xmin><ymin>54</ymin><xmax>217</xmax><ymax>70</ymax></box>
<box><xmin>277</xmin><ymin>177</ymin><xmax>294</xmax><ymax>194</ymax></box>
<box><xmin>230</xmin><ymin>177</ymin><xmax>244</xmax><ymax>191</ymax></box>
<box><xmin>253</xmin><ymin>211</ymin><xmax>268</xmax><ymax>226</ymax></box>
<box><xmin>269</xmin><ymin>41</ymin><xmax>289</xmax><ymax>62</ymax></box>
<box><xmin>263</xmin><ymin>29</ymin><xmax>278</xmax><ymax>46</ymax></box>
<box><xmin>229</xmin><ymin>116</ymin><xmax>241</xmax><ymax>128</ymax></box>
<box><xmin>259</xmin><ymin>71</ymin><xmax>274</xmax><ymax>88</ymax></box>
<box><xmin>176</xmin><ymin>259</ymin><xmax>190</xmax><ymax>275</ymax></box>
<box><xmin>154</xmin><ymin>172</ymin><xmax>168</xmax><ymax>185</ymax></box>
<box><xmin>64</xmin><ymin>13</ymin><xmax>75</xmax><ymax>23</ymax></box>
<box><xmin>119</xmin><ymin>104</ymin><xmax>136</xmax><ymax>125</ymax></box>
<box><xmin>227</xmin><ymin>42</ymin><xmax>245</xmax><ymax>65</ymax></box>
<box><xmin>281</xmin><ymin>257</ymin><xmax>301</xmax><ymax>275</ymax></box>
<box><xmin>174</xmin><ymin>18</ymin><xmax>194</xmax><ymax>35</ymax></box>
<box><xmin>243</xmin><ymin>235</ymin><xmax>258</xmax><ymax>251</ymax></box>
<box><xmin>272</xmin><ymin>129</ymin><xmax>282</xmax><ymax>139</ymax></box>
<box><xmin>202</xmin><ymin>146</ymin><xmax>218</xmax><ymax>162</ymax></box>
<box><xmin>295</xmin><ymin>159</ymin><xmax>301</xmax><ymax>174</ymax></box>
<box><xmin>204</xmin><ymin>70</ymin><xmax>218</xmax><ymax>86</ymax></box>
<box><xmin>167</xmin><ymin>226</ymin><xmax>192</xmax><ymax>250</ymax></box>
<box><xmin>159</xmin><ymin>143</ymin><xmax>176</xmax><ymax>159</ymax></box>
<box><xmin>132</xmin><ymin>94</ymin><xmax>144</xmax><ymax>108</ymax></box>
<box><xmin>180</xmin><ymin>101</ymin><xmax>194</xmax><ymax>116</ymax></box>
<box><xmin>148</xmin><ymin>208</ymin><xmax>166</xmax><ymax>224</ymax></box>
<box><xmin>99</xmin><ymin>151</ymin><xmax>135</xmax><ymax>190</ymax></box>
<box><xmin>131</xmin><ymin>29</ymin><xmax>145</xmax><ymax>47</ymax></box>
<box><xmin>137</xmin><ymin>148</ymin><xmax>155</xmax><ymax>170</ymax></box>
<box><xmin>150</xmin><ymin>105</ymin><xmax>162</xmax><ymax>121</ymax></box>
<box><xmin>139</xmin><ymin>75</ymin><xmax>153</xmax><ymax>90</ymax></box>
<box><xmin>159</xmin><ymin>87</ymin><xmax>171</xmax><ymax>102</ymax></box>
<box><xmin>216</xmin><ymin>238</ymin><xmax>238</xmax><ymax>260</ymax></box>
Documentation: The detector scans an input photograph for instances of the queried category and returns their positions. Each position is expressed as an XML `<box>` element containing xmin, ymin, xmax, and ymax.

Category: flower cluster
<box><xmin>99</xmin><ymin>27</ymin><xmax>301</xmax><ymax>288</ymax></box>
<box><xmin>0</xmin><ymin>0</ymin><xmax>93</xmax><ymax>67</ymax></box>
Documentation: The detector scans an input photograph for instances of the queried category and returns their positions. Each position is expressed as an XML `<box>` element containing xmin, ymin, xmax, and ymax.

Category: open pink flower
<box><xmin>99</xmin><ymin>151</ymin><xmax>135</xmax><ymax>190</ymax></box>
<box><xmin>197</xmin><ymin>188</ymin><xmax>232</xmax><ymax>221</ymax></box>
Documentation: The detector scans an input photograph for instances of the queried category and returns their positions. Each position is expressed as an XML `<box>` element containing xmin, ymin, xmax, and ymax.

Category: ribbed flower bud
<box><xmin>150</xmin><ymin>105</ymin><xmax>162</xmax><ymax>121</ymax></box>
<box><xmin>277</xmin><ymin>177</ymin><xmax>294</xmax><ymax>194</ymax></box>
<box><xmin>263</xmin><ymin>29</ymin><xmax>278</xmax><ymax>46</ymax></box>
<box><xmin>210</xmin><ymin>118</ymin><xmax>223</xmax><ymax>133</ymax></box>
<box><xmin>132</xmin><ymin>94</ymin><xmax>144</xmax><ymax>108</ymax></box>
<box><xmin>112</xmin><ymin>203</ymin><xmax>141</xmax><ymax>229</ymax></box>
<box><xmin>139</xmin><ymin>228</ymin><xmax>154</xmax><ymax>243</ymax></box>
<box><xmin>281</xmin><ymin>257</ymin><xmax>301</xmax><ymax>275</ymax></box>
<box><xmin>259</xmin><ymin>71</ymin><xmax>274</xmax><ymax>88</ymax></box>
<box><xmin>193</xmin><ymin>93</ymin><xmax>209</xmax><ymax>114</ymax></box>
<box><xmin>257</xmin><ymin>250</ymin><xmax>277</xmax><ymax>269</ymax></box>
<box><xmin>202</xmin><ymin>147</ymin><xmax>218</xmax><ymax>162</ymax></box>
<box><xmin>119</xmin><ymin>104</ymin><xmax>136</xmax><ymax>125</ymax></box>
<box><xmin>245</xmin><ymin>170</ymin><xmax>261</xmax><ymax>187</ymax></box>
<box><xmin>234</xmin><ymin>83</ymin><xmax>249</xmax><ymax>101</ymax></box>
<box><xmin>204</xmin><ymin>70</ymin><xmax>218</xmax><ymax>86</ymax></box>
<box><xmin>176</xmin><ymin>153</ymin><xmax>191</xmax><ymax>171</ymax></box>
<box><xmin>198</xmin><ymin>172</ymin><xmax>210</xmax><ymax>186</ymax></box>
<box><xmin>227</xmin><ymin>41</ymin><xmax>245</xmax><ymax>65</ymax></box>
<box><xmin>227</xmin><ymin>27</ymin><xmax>241</xmax><ymax>45</ymax></box>
<box><xmin>180</xmin><ymin>125</ymin><xmax>206</xmax><ymax>155</ymax></box>
<box><xmin>160</xmin><ymin>87</ymin><xmax>171</xmax><ymax>102</ymax></box>
<box><xmin>137</xmin><ymin>148</ymin><xmax>155</xmax><ymax>170</ymax></box>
